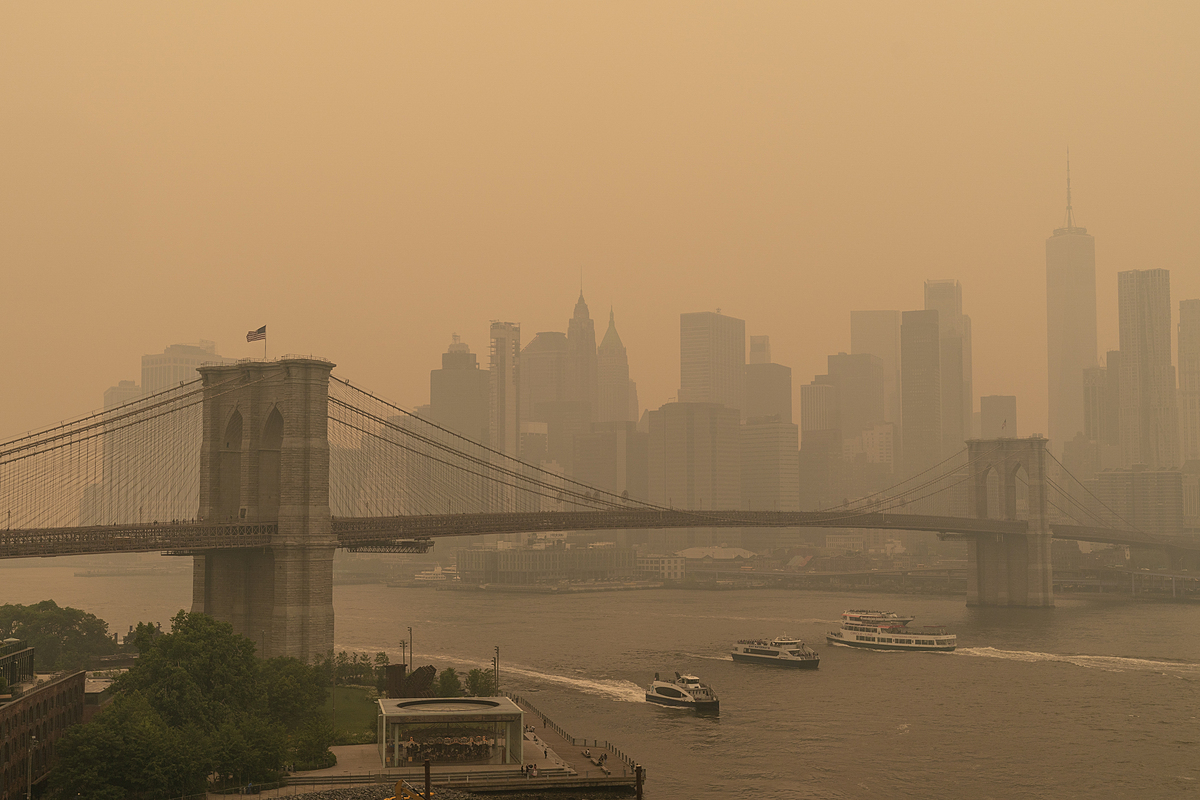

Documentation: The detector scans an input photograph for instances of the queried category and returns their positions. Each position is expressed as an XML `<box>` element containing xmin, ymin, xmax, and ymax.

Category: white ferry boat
<box><xmin>826</xmin><ymin>609</ymin><xmax>956</xmax><ymax>652</ymax></box>
<box><xmin>645</xmin><ymin>673</ymin><xmax>720</xmax><ymax>713</ymax></box>
<box><xmin>731</xmin><ymin>636</ymin><xmax>820</xmax><ymax>669</ymax></box>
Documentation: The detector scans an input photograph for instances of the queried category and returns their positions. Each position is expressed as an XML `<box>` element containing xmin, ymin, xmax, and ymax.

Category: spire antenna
<box><xmin>1065</xmin><ymin>146</ymin><xmax>1074</xmax><ymax>229</ymax></box>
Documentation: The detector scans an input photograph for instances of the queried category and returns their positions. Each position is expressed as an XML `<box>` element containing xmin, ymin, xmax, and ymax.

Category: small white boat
<box><xmin>645</xmin><ymin>672</ymin><xmax>720</xmax><ymax>713</ymax></box>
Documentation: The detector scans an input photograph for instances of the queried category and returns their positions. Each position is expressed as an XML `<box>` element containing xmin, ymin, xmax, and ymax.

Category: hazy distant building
<box><xmin>901</xmin><ymin>309</ymin><xmax>941</xmax><ymax>475</ymax></box>
<box><xmin>741</xmin><ymin>420</ymin><xmax>800</xmax><ymax>511</ymax></box>
<box><xmin>800</xmin><ymin>381</ymin><xmax>837</xmax><ymax>440</ymax></box>
<box><xmin>142</xmin><ymin>340</ymin><xmax>232</xmax><ymax>395</ymax></box>
<box><xmin>1046</xmin><ymin>167</ymin><xmax>1097</xmax><ymax>455</ymax></box>
<box><xmin>744</xmin><ymin>336</ymin><xmax>791</xmax><ymax>423</ymax></box>
<box><xmin>851</xmin><ymin>310</ymin><xmax>901</xmax><ymax>435</ymax></box>
<box><xmin>1180</xmin><ymin>299</ymin><xmax>1200</xmax><ymax>463</ymax></box>
<box><xmin>980</xmin><ymin>395</ymin><xmax>1017</xmax><ymax>439</ymax></box>
<box><xmin>573</xmin><ymin>421</ymin><xmax>648</xmax><ymax>500</ymax></box>
<box><xmin>429</xmin><ymin>334</ymin><xmax>489</xmax><ymax>444</ymax></box>
<box><xmin>679</xmin><ymin>311</ymin><xmax>745</xmax><ymax>416</ymax></box>
<box><xmin>597</xmin><ymin>309</ymin><xmax>633</xmax><ymax>423</ymax></box>
<box><xmin>1083</xmin><ymin>366</ymin><xmax>1107</xmax><ymax>444</ymax></box>
<box><xmin>749</xmin><ymin>335</ymin><xmax>771</xmax><ymax>365</ymax></box>
<box><xmin>520</xmin><ymin>331</ymin><xmax>568</xmax><ymax>423</ymax></box>
<box><xmin>648</xmin><ymin>402</ymin><xmax>740</xmax><ymax>510</ymax></box>
<box><xmin>489</xmin><ymin>322</ymin><xmax>521</xmax><ymax>457</ymax></box>
<box><xmin>1095</xmin><ymin>467</ymin><xmax>1183</xmax><ymax>537</ymax></box>
<box><xmin>566</xmin><ymin>293</ymin><xmax>598</xmax><ymax>421</ymax></box>
<box><xmin>104</xmin><ymin>379</ymin><xmax>143</xmax><ymax>409</ymax></box>
<box><xmin>1118</xmin><ymin>269</ymin><xmax>1178</xmax><ymax>469</ymax></box>
<box><xmin>924</xmin><ymin>280</ymin><xmax>972</xmax><ymax>457</ymax></box>
<box><xmin>826</xmin><ymin>352</ymin><xmax>885</xmax><ymax>447</ymax></box>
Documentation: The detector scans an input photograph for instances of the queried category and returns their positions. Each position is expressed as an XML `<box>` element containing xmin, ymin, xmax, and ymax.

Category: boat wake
<box><xmin>955</xmin><ymin>647</ymin><xmax>1200</xmax><ymax>675</ymax></box>
<box><xmin>399</xmin><ymin>650</ymin><xmax>645</xmax><ymax>703</ymax></box>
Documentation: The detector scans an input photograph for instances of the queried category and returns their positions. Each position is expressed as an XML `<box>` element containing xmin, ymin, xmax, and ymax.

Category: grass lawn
<box><xmin>322</xmin><ymin>685</ymin><xmax>378</xmax><ymax>740</ymax></box>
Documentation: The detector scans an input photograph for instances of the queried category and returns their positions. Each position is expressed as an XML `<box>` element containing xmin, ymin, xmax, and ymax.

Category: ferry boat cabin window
<box><xmin>656</xmin><ymin>687</ymin><xmax>686</xmax><ymax>698</ymax></box>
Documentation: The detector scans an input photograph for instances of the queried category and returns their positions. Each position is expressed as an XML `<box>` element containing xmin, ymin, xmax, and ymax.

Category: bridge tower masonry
<box><xmin>966</xmin><ymin>437</ymin><xmax>1054</xmax><ymax>607</ymax></box>
<box><xmin>193</xmin><ymin>358</ymin><xmax>336</xmax><ymax>661</ymax></box>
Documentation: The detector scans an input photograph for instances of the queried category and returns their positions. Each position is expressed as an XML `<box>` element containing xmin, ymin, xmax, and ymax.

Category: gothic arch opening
<box><xmin>260</xmin><ymin>407</ymin><xmax>284</xmax><ymax>521</ymax></box>
<box><xmin>984</xmin><ymin>465</ymin><xmax>1002</xmax><ymax>520</ymax></box>
<box><xmin>1009</xmin><ymin>462</ymin><xmax>1030</xmax><ymax>521</ymax></box>
<box><xmin>218</xmin><ymin>410</ymin><xmax>243</xmax><ymax>520</ymax></box>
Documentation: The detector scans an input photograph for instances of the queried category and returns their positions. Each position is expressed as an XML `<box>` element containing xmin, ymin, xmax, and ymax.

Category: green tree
<box><xmin>374</xmin><ymin>651</ymin><xmax>390</xmax><ymax>691</ymax></box>
<box><xmin>49</xmin><ymin>692</ymin><xmax>206</xmax><ymax>800</ymax></box>
<box><xmin>116</xmin><ymin>610</ymin><xmax>260</xmax><ymax>730</ymax></box>
<box><xmin>434</xmin><ymin>668</ymin><xmax>463</xmax><ymax>697</ymax></box>
<box><xmin>260</xmin><ymin>656</ymin><xmax>328</xmax><ymax>726</ymax></box>
<box><xmin>0</xmin><ymin>600</ymin><xmax>119</xmax><ymax>670</ymax></box>
<box><xmin>465</xmin><ymin>668</ymin><xmax>498</xmax><ymax>697</ymax></box>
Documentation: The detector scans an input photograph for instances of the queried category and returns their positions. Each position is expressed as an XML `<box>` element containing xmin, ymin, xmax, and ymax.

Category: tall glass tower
<box><xmin>1046</xmin><ymin>155</ymin><xmax>1097</xmax><ymax>454</ymax></box>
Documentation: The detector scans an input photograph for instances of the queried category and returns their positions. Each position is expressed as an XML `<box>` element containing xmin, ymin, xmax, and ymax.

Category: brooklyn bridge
<box><xmin>3</xmin><ymin>357</ymin><xmax>1196</xmax><ymax>660</ymax></box>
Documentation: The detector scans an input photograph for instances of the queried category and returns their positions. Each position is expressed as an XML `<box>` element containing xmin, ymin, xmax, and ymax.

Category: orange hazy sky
<box><xmin>2</xmin><ymin>2</ymin><xmax>1198</xmax><ymax>439</ymax></box>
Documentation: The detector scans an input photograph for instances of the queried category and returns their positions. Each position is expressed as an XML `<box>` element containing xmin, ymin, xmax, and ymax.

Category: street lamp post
<box><xmin>27</xmin><ymin>734</ymin><xmax>38</xmax><ymax>800</ymax></box>
<box><xmin>407</xmin><ymin>627</ymin><xmax>413</xmax><ymax>670</ymax></box>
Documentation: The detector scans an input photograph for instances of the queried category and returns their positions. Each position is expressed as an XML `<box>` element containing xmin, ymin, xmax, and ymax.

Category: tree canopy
<box><xmin>50</xmin><ymin>610</ymin><xmax>332</xmax><ymax>799</ymax></box>
<box><xmin>0</xmin><ymin>599</ymin><xmax>119</xmax><ymax>670</ymax></box>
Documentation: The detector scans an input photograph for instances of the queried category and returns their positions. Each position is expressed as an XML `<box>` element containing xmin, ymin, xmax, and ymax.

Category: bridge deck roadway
<box><xmin>3</xmin><ymin>511</ymin><xmax>1197</xmax><ymax>559</ymax></box>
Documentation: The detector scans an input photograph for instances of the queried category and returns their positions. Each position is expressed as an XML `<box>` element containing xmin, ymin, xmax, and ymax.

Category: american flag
<box><xmin>246</xmin><ymin>325</ymin><xmax>267</xmax><ymax>342</ymax></box>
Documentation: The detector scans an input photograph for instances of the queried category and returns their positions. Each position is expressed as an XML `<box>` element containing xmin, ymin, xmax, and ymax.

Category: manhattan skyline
<box><xmin>3</xmin><ymin>3</ymin><xmax>1199</xmax><ymax>440</ymax></box>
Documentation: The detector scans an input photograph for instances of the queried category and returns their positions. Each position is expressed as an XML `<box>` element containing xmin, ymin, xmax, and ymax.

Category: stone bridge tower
<box><xmin>965</xmin><ymin>437</ymin><xmax>1054</xmax><ymax>606</ymax></box>
<box><xmin>192</xmin><ymin>358</ymin><xmax>336</xmax><ymax>660</ymax></box>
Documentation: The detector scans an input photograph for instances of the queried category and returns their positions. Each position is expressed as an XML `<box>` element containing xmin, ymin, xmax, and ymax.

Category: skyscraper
<box><xmin>851</xmin><ymin>310</ymin><xmax>902</xmax><ymax>434</ymax></box>
<box><xmin>1046</xmin><ymin>158</ymin><xmax>1097</xmax><ymax>454</ymax></box>
<box><xmin>741</xmin><ymin>419</ymin><xmax>800</xmax><ymax>511</ymax></box>
<box><xmin>566</xmin><ymin>293</ymin><xmax>598</xmax><ymax>421</ymax></box>
<box><xmin>744</xmin><ymin>336</ymin><xmax>791</xmax><ymax>423</ymax></box>
<box><xmin>489</xmin><ymin>322</ymin><xmax>521</xmax><ymax>457</ymax></box>
<box><xmin>901</xmin><ymin>309</ymin><xmax>941</xmax><ymax>476</ymax></box>
<box><xmin>1118</xmin><ymin>269</ymin><xmax>1178</xmax><ymax>469</ymax></box>
<box><xmin>141</xmin><ymin>340</ymin><xmax>233</xmax><ymax>394</ymax></box>
<box><xmin>679</xmin><ymin>311</ymin><xmax>746</xmax><ymax>416</ymax></box>
<box><xmin>520</xmin><ymin>331</ymin><xmax>568</xmax><ymax>423</ymax></box>
<box><xmin>826</xmin><ymin>352</ymin><xmax>886</xmax><ymax>444</ymax></box>
<box><xmin>597</xmin><ymin>309</ymin><xmax>632</xmax><ymax>423</ymax></box>
<box><xmin>429</xmin><ymin>334</ymin><xmax>489</xmax><ymax>444</ymax></box>
<box><xmin>924</xmin><ymin>280</ymin><xmax>972</xmax><ymax>457</ymax></box>
<box><xmin>1181</xmin><ymin>299</ymin><xmax>1200</xmax><ymax>463</ymax></box>
<box><xmin>648</xmin><ymin>402</ymin><xmax>740</xmax><ymax>510</ymax></box>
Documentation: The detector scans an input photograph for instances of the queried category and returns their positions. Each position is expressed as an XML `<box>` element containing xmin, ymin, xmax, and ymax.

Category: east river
<box><xmin>3</xmin><ymin>559</ymin><xmax>1199</xmax><ymax>798</ymax></box>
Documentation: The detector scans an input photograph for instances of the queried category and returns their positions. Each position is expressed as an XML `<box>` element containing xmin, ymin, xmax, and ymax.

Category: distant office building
<box><xmin>104</xmin><ymin>379</ymin><xmax>142</xmax><ymax>408</ymax></box>
<box><xmin>843</xmin><ymin>422</ymin><xmax>895</xmax><ymax>470</ymax></box>
<box><xmin>826</xmin><ymin>352</ymin><xmax>885</xmax><ymax>446</ymax></box>
<box><xmin>1046</xmin><ymin>164</ymin><xmax>1097</xmax><ymax>455</ymax></box>
<box><xmin>637</xmin><ymin>554</ymin><xmax>685</xmax><ymax>581</ymax></box>
<box><xmin>489</xmin><ymin>322</ymin><xmax>521</xmax><ymax>457</ymax></box>
<box><xmin>1083</xmin><ymin>366</ymin><xmax>1108</xmax><ymax>444</ymax></box>
<box><xmin>648</xmin><ymin>402</ymin><xmax>740</xmax><ymax>510</ymax></box>
<box><xmin>679</xmin><ymin>311</ymin><xmax>746</xmax><ymax>416</ymax></box>
<box><xmin>520</xmin><ymin>331</ymin><xmax>568</xmax><ymax>424</ymax></box>
<box><xmin>597</xmin><ymin>309</ymin><xmax>632</xmax><ymax>423</ymax></box>
<box><xmin>566</xmin><ymin>293</ymin><xmax>598</xmax><ymax>421</ymax></box>
<box><xmin>980</xmin><ymin>396</ymin><xmax>1017</xmax><ymax>439</ymax></box>
<box><xmin>628</xmin><ymin>380</ymin><xmax>640</xmax><ymax>424</ymax></box>
<box><xmin>748</xmin><ymin>335</ymin><xmax>771</xmax><ymax>365</ymax></box>
<box><xmin>901</xmin><ymin>309</ymin><xmax>942</xmax><ymax>475</ymax></box>
<box><xmin>744</xmin><ymin>336</ymin><xmax>791</xmax><ymax>423</ymax></box>
<box><xmin>1118</xmin><ymin>269</ymin><xmax>1178</xmax><ymax>469</ymax></box>
<box><xmin>1095</xmin><ymin>467</ymin><xmax>1183</xmax><ymax>537</ymax></box>
<box><xmin>851</xmin><ymin>310</ymin><xmax>901</xmax><ymax>434</ymax></box>
<box><xmin>741</xmin><ymin>419</ymin><xmax>800</xmax><ymax>511</ymax></box>
<box><xmin>573</xmin><ymin>421</ymin><xmax>649</xmax><ymax>501</ymax></box>
<box><xmin>800</xmin><ymin>381</ymin><xmax>837</xmax><ymax>441</ymax></box>
<box><xmin>141</xmin><ymin>340</ymin><xmax>232</xmax><ymax>395</ymax></box>
<box><xmin>429</xmin><ymin>334</ymin><xmax>489</xmax><ymax>444</ymax></box>
<box><xmin>924</xmin><ymin>280</ymin><xmax>972</xmax><ymax>457</ymax></box>
<box><xmin>1180</xmin><ymin>299</ymin><xmax>1200</xmax><ymax>463</ymax></box>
